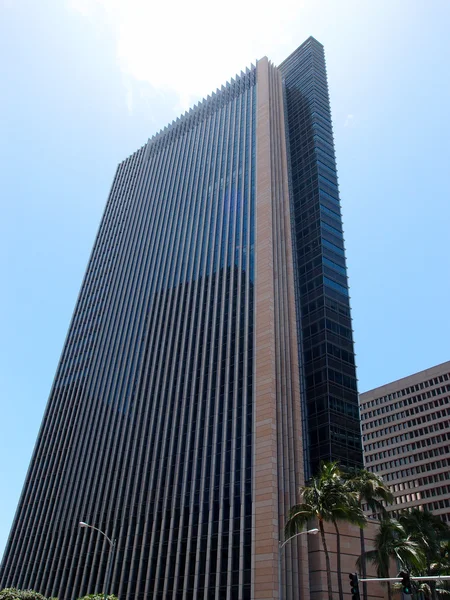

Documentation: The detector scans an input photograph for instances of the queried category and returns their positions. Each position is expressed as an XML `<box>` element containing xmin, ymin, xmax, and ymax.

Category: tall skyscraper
<box><xmin>360</xmin><ymin>361</ymin><xmax>450</xmax><ymax>522</ymax></box>
<box><xmin>1</xmin><ymin>37</ymin><xmax>362</xmax><ymax>600</ymax></box>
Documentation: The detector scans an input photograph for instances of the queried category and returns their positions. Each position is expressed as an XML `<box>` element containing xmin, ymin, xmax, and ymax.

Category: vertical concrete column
<box><xmin>253</xmin><ymin>56</ymin><xmax>280</xmax><ymax>599</ymax></box>
<box><xmin>274</xmin><ymin>66</ymin><xmax>310</xmax><ymax>600</ymax></box>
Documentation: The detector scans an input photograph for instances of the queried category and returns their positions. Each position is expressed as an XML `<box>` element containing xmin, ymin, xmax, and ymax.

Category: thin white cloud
<box><xmin>68</xmin><ymin>0</ymin><xmax>304</xmax><ymax>111</ymax></box>
<box><xmin>344</xmin><ymin>114</ymin><xmax>355</xmax><ymax>127</ymax></box>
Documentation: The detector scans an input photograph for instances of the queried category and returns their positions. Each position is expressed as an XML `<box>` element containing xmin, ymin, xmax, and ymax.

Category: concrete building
<box><xmin>1</xmin><ymin>38</ymin><xmax>364</xmax><ymax>600</ymax></box>
<box><xmin>360</xmin><ymin>361</ymin><xmax>450</xmax><ymax>522</ymax></box>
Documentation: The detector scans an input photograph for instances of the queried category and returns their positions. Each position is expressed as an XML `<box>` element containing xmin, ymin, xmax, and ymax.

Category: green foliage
<box><xmin>76</xmin><ymin>595</ymin><xmax>118</xmax><ymax>600</ymax></box>
<box><xmin>357</xmin><ymin>518</ymin><xmax>425</xmax><ymax>600</ymax></box>
<box><xmin>0</xmin><ymin>589</ymin><xmax>56</xmax><ymax>600</ymax></box>
<box><xmin>343</xmin><ymin>467</ymin><xmax>394</xmax><ymax>517</ymax></box>
<box><xmin>0</xmin><ymin>589</ymin><xmax>118</xmax><ymax>600</ymax></box>
<box><xmin>286</xmin><ymin>461</ymin><xmax>367</xmax><ymax>600</ymax></box>
<box><xmin>355</xmin><ymin>510</ymin><xmax>450</xmax><ymax>600</ymax></box>
<box><xmin>285</xmin><ymin>461</ymin><xmax>366</xmax><ymax>536</ymax></box>
<box><xmin>358</xmin><ymin>517</ymin><xmax>425</xmax><ymax>575</ymax></box>
<box><xmin>398</xmin><ymin>509</ymin><xmax>450</xmax><ymax>599</ymax></box>
<box><xmin>436</xmin><ymin>540</ymin><xmax>450</xmax><ymax>574</ymax></box>
<box><xmin>400</xmin><ymin>509</ymin><xmax>450</xmax><ymax>570</ymax></box>
<box><xmin>342</xmin><ymin>468</ymin><xmax>393</xmax><ymax>600</ymax></box>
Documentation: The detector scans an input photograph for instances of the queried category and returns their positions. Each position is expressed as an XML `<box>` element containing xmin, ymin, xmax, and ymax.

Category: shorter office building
<box><xmin>360</xmin><ymin>361</ymin><xmax>450</xmax><ymax>522</ymax></box>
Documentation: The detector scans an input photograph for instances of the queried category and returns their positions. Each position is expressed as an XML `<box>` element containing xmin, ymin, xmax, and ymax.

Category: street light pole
<box><xmin>79</xmin><ymin>521</ymin><xmax>116</xmax><ymax>600</ymax></box>
<box><xmin>278</xmin><ymin>528</ymin><xmax>319</xmax><ymax>600</ymax></box>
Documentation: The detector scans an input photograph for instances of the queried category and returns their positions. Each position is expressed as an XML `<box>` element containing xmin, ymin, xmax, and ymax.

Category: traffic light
<box><xmin>349</xmin><ymin>572</ymin><xmax>361</xmax><ymax>600</ymax></box>
<box><xmin>400</xmin><ymin>571</ymin><xmax>412</xmax><ymax>595</ymax></box>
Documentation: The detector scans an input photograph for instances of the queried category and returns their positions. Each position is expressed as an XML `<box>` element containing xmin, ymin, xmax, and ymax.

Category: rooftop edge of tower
<box><xmin>277</xmin><ymin>35</ymin><xmax>323</xmax><ymax>70</ymax></box>
<box><xmin>144</xmin><ymin>63</ymin><xmax>257</xmax><ymax>153</ymax></box>
<box><xmin>123</xmin><ymin>37</ymin><xmax>319</xmax><ymax>164</ymax></box>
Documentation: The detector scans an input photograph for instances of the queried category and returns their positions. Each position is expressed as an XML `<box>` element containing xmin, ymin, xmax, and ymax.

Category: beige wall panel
<box><xmin>308</xmin><ymin>521</ymin><xmax>388</xmax><ymax>599</ymax></box>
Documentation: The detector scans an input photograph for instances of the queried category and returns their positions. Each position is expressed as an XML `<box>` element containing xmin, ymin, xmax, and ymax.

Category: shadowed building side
<box><xmin>1</xmin><ymin>70</ymin><xmax>258</xmax><ymax>600</ymax></box>
<box><xmin>280</xmin><ymin>37</ymin><xmax>363</xmax><ymax>478</ymax></box>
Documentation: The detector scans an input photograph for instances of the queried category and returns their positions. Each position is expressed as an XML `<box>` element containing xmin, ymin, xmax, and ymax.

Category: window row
<box><xmin>373</xmin><ymin>461</ymin><xmax>444</xmax><ymax>484</ymax></box>
<box><xmin>364</xmin><ymin>417</ymin><xmax>450</xmax><ymax>449</ymax></box>
<box><xmin>361</xmin><ymin>372</ymin><xmax>450</xmax><ymax>413</ymax></box>
<box><xmin>365</xmin><ymin>428</ymin><xmax>450</xmax><ymax>462</ymax></box>
<box><xmin>370</xmin><ymin>445</ymin><xmax>450</xmax><ymax>473</ymax></box>
<box><xmin>362</xmin><ymin>395</ymin><xmax>450</xmax><ymax>430</ymax></box>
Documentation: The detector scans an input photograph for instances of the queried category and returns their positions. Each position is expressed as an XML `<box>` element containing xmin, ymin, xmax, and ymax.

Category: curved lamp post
<box><xmin>79</xmin><ymin>521</ymin><xmax>116</xmax><ymax>600</ymax></box>
<box><xmin>278</xmin><ymin>527</ymin><xmax>319</xmax><ymax>600</ymax></box>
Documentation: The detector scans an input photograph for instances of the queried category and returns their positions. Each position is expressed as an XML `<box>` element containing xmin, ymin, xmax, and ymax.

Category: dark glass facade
<box><xmin>1</xmin><ymin>38</ymin><xmax>362</xmax><ymax>600</ymax></box>
<box><xmin>280</xmin><ymin>37</ymin><xmax>363</xmax><ymax>477</ymax></box>
<box><xmin>1</xmin><ymin>70</ymin><xmax>256</xmax><ymax>600</ymax></box>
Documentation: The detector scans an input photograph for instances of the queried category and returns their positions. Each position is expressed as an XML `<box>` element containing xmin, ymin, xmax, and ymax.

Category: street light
<box><xmin>79</xmin><ymin>521</ymin><xmax>116</xmax><ymax>600</ymax></box>
<box><xmin>278</xmin><ymin>527</ymin><xmax>319</xmax><ymax>600</ymax></box>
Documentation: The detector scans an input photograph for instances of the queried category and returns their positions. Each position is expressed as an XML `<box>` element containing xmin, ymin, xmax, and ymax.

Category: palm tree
<box><xmin>429</xmin><ymin>540</ymin><xmax>450</xmax><ymax>599</ymax></box>
<box><xmin>357</xmin><ymin>518</ymin><xmax>425</xmax><ymax>600</ymax></box>
<box><xmin>434</xmin><ymin>539</ymin><xmax>450</xmax><ymax>574</ymax></box>
<box><xmin>286</xmin><ymin>461</ymin><xmax>366</xmax><ymax>600</ymax></box>
<box><xmin>411</xmin><ymin>580</ymin><xmax>450</xmax><ymax>600</ymax></box>
<box><xmin>343</xmin><ymin>468</ymin><xmax>393</xmax><ymax>600</ymax></box>
<box><xmin>400</xmin><ymin>509</ymin><xmax>450</xmax><ymax>600</ymax></box>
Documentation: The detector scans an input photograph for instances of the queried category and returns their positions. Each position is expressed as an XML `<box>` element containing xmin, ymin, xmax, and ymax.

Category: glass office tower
<box><xmin>279</xmin><ymin>38</ymin><xmax>362</xmax><ymax>477</ymax></box>
<box><xmin>1</xmin><ymin>38</ymin><xmax>362</xmax><ymax>600</ymax></box>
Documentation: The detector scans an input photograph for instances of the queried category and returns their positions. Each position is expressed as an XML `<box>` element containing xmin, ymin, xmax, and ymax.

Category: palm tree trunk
<box><xmin>426</xmin><ymin>563</ymin><xmax>437</xmax><ymax>600</ymax></box>
<box><xmin>359</xmin><ymin>527</ymin><xmax>368</xmax><ymax>600</ymax></box>
<box><xmin>430</xmin><ymin>578</ymin><xmax>437</xmax><ymax>600</ymax></box>
<box><xmin>332</xmin><ymin>520</ymin><xmax>344</xmax><ymax>600</ymax></box>
<box><xmin>387</xmin><ymin>581</ymin><xmax>392</xmax><ymax>600</ymax></box>
<box><xmin>319</xmin><ymin>519</ymin><xmax>334</xmax><ymax>600</ymax></box>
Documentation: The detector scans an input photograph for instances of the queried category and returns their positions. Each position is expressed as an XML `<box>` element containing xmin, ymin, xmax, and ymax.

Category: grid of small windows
<box><xmin>361</xmin><ymin>366</ymin><xmax>450</xmax><ymax>524</ymax></box>
<box><xmin>361</xmin><ymin>374</ymin><xmax>450</xmax><ymax>423</ymax></box>
<box><xmin>378</xmin><ymin>507</ymin><xmax>450</xmax><ymax>524</ymax></box>
<box><xmin>1</xmin><ymin>69</ymin><xmax>256</xmax><ymax>600</ymax></box>
<box><xmin>364</xmin><ymin>409</ymin><xmax>450</xmax><ymax>445</ymax></box>
<box><xmin>367</xmin><ymin>437</ymin><xmax>450</xmax><ymax>468</ymax></box>
<box><xmin>373</xmin><ymin>456</ymin><xmax>450</xmax><ymax>483</ymax></box>
<box><xmin>279</xmin><ymin>37</ymin><xmax>362</xmax><ymax>475</ymax></box>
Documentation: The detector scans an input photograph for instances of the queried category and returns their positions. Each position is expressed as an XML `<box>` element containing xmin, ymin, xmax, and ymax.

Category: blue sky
<box><xmin>1</xmin><ymin>0</ymin><xmax>449</xmax><ymax>561</ymax></box>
